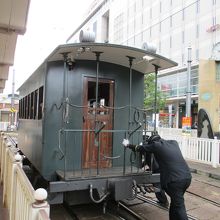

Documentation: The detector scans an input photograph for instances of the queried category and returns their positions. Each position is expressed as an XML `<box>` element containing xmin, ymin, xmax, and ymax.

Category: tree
<box><xmin>144</xmin><ymin>73</ymin><xmax>166</xmax><ymax>114</ymax></box>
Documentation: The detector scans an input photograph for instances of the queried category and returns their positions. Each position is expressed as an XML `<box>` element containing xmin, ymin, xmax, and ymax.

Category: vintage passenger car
<box><xmin>18</xmin><ymin>41</ymin><xmax>177</xmax><ymax>205</ymax></box>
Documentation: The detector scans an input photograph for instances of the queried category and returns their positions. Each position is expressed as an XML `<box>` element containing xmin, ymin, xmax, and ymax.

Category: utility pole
<box><xmin>186</xmin><ymin>46</ymin><xmax>192</xmax><ymax>118</ymax></box>
<box><xmin>11</xmin><ymin>68</ymin><xmax>15</xmax><ymax>126</ymax></box>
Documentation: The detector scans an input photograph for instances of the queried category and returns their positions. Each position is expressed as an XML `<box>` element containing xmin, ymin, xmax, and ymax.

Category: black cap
<box><xmin>148</xmin><ymin>134</ymin><xmax>161</xmax><ymax>143</ymax></box>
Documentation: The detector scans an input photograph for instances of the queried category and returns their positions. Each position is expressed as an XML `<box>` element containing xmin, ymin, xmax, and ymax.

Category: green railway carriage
<box><xmin>18</xmin><ymin>42</ymin><xmax>177</xmax><ymax>205</ymax></box>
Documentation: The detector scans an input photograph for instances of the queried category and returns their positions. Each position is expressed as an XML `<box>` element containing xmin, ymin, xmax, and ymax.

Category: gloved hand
<box><xmin>122</xmin><ymin>139</ymin><xmax>130</xmax><ymax>147</ymax></box>
<box><xmin>122</xmin><ymin>139</ymin><xmax>136</xmax><ymax>151</ymax></box>
<box><xmin>122</xmin><ymin>139</ymin><xmax>145</xmax><ymax>153</ymax></box>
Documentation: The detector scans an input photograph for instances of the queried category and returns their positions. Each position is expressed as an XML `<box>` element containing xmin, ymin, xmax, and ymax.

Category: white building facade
<box><xmin>67</xmin><ymin>0</ymin><xmax>220</xmax><ymax>128</ymax></box>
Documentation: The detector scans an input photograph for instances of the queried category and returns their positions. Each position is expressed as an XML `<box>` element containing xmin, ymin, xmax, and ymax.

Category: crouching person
<box><xmin>122</xmin><ymin>135</ymin><xmax>192</xmax><ymax>220</ymax></box>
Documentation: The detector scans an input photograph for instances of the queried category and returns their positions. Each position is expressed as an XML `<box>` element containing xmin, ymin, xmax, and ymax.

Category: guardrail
<box><xmin>0</xmin><ymin>122</ymin><xmax>10</xmax><ymax>131</ymax></box>
<box><xmin>0</xmin><ymin>132</ymin><xmax>50</xmax><ymax>220</ymax></box>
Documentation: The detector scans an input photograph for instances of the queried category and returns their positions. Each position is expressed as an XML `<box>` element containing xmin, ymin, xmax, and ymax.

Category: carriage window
<box><xmin>25</xmin><ymin>96</ymin><xmax>28</xmax><ymax>119</ymax></box>
<box><xmin>19</xmin><ymin>89</ymin><xmax>40</xmax><ymax>120</ymax></box>
<box><xmin>19</xmin><ymin>99</ymin><xmax>22</xmax><ymax>119</ymax></box>
<box><xmin>21</xmin><ymin>98</ymin><xmax>24</xmax><ymax>119</ymax></box>
<box><xmin>22</xmin><ymin>98</ymin><xmax>25</xmax><ymax>118</ymax></box>
<box><xmin>34</xmin><ymin>90</ymin><xmax>38</xmax><ymax>119</ymax></box>
<box><xmin>27</xmin><ymin>94</ymin><xmax>31</xmax><ymax>119</ymax></box>
<box><xmin>30</xmin><ymin>92</ymin><xmax>34</xmax><ymax>119</ymax></box>
<box><xmin>87</xmin><ymin>81</ymin><xmax>110</xmax><ymax>115</ymax></box>
<box><xmin>38</xmin><ymin>86</ymin><xmax>44</xmax><ymax>119</ymax></box>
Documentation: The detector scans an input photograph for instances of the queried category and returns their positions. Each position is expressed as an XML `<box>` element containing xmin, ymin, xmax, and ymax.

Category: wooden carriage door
<box><xmin>82</xmin><ymin>77</ymin><xmax>114</xmax><ymax>168</ymax></box>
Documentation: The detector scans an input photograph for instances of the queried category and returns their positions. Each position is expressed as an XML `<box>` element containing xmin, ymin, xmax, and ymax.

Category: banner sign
<box><xmin>182</xmin><ymin>117</ymin><xmax>192</xmax><ymax>135</ymax></box>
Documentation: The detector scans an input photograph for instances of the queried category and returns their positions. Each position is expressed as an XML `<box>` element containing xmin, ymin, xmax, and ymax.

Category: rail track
<box><xmin>135</xmin><ymin>194</ymin><xmax>198</xmax><ymax>220</ymax></box>
<box><xmin>63</xmin><ymin>201</ymin><xmax>146</xmax><ymax>220</ymax></box>
<box><xmin>192</xmin><ymin>176</ymin><xmax>220</xmax><ymax>189</ymax></box>
<box><xmin>186</xmin><ymin>175</ymin><xmax>220</xmax><ymax>208</ymax></box>
<box><xmin>186</xmin><ymin>190</ymin><xmax>220</xmax><ymax>208</ymax></box>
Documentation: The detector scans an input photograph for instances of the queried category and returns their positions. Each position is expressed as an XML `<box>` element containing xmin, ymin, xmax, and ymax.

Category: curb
<box><xmin>190</xmin><ymin>168</ymin><xmax>220</xmax><ymax>181</ymax></box>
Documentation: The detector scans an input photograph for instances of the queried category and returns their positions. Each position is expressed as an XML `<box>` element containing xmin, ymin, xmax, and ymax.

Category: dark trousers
<box><xmin>154</xmin><ymin>182</ymin><xmax>168</xmax><ymax>205</ymax></box>
<box><xmin>164</xmin><ymin>178</ymin><xmax>191</xmax><ymax>220</ymax></box>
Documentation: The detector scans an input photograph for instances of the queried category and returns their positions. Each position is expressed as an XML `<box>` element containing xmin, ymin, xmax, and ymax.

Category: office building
<box><xmin>67</xmin><ymin>0</ymin><xmax>220</xmax><ymax>130</ymax></box>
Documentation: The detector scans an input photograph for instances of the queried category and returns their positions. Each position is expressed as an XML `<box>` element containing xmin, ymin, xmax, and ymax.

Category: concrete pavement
<box><xmin>187</xmin><ymin>160</ymin><xmax>220</xmax><ymax>180</ymax></box>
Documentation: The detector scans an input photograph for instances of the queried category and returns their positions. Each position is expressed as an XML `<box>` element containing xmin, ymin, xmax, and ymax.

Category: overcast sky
<box><xmin>4</xmin><ymin>0</ymin><xmax>94</xmax><ymax>95</ymax></box>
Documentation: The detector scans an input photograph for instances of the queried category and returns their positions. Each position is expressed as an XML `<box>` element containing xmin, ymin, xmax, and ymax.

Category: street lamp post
<box><xmin>186</xmin><ymin>46</ymin><xmax>192</xmax><ymax>118</ymax></box>
<box><xmin>11</xmin><ymin>69</ymin><xmax>15</xmax><ymax>126</ymax></box>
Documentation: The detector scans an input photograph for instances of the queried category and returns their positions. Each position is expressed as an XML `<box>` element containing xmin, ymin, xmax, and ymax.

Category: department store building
<box><xmin>67</xmin><ymin>0</ymin><xmax>220</xmax><ymax>130</ymax></box>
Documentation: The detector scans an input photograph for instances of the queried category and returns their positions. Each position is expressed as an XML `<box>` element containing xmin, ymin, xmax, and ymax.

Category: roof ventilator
<box><xmin>142</xmin><ymin>42</ymin><xmax>157</xmax><ymax>53</ymax></box>
<box><xmin>79</xmin><ymin>30</ymin><xmax>95</xmax><ymax>43</ymax></box>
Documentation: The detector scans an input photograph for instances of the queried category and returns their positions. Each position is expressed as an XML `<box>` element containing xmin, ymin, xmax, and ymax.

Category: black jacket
<box><xmin>140</xmin><ymin>139</ymin><xmax>192</xmax><ymax>188</ymax></box>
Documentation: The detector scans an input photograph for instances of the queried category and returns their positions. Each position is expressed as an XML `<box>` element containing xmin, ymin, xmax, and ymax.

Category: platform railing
<box><xmin>159</xmin><ymin>133</ymin><xmax>220</xmax><ymax>168</ymax></box>
<box><xmin>0</xmin><ymin>132</ymin><xmax>50</xmax><ymax>220</ymax></box>
<box><xmin>0</xmin><ymin>122</ymin><xmax>10</xmax><ymax>131</ymax></box>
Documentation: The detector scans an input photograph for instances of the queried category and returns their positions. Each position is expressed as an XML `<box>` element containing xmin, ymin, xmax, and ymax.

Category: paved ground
<box><xmin>187</xmin><ymin>160</ymin><xmax>220</xmax><ymax>180</ymax></box>
<box><xmin>129</xmin><ymin>172</ymin><xmax>220</xmax><ymax>220</ymax></box>
<box><xmin>128</xmin><ymin>160</ymin><xmax>220</xmax><ymax>220</ymax></box>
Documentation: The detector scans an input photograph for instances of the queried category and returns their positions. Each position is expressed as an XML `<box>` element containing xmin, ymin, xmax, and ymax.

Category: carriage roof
<box><xmin>18</xmin><ymin>42</ymin><xmax>177</xmax><ymax>92</ymax></box>
<box><xmin>46</xmin><ymin>42</ymin><xmax>177</xmax><ymax>74</ymax></box>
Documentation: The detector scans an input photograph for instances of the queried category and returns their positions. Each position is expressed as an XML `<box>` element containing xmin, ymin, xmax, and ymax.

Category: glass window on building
<box><xmin>196</xmin><ymin>49</ymin><xmax>199</xmax><ymax>60</ymax></box>
<box><xmin>185</xmin><ymin>3</ymin><xmax>196</xmax><ymax>23</ymax></box>
<box><xmin>158</xmin><ymin>74</ymin><xmax>178</xmax><ymax>98</ymax></box>
<box><xmin>93</xmin><ymin>21</ymin><xmax>97</xmax><ymax>37</ymax></box>
<box><xmin>182</xmin><ymin>53</ymin><xmax>185</xmax><ymax>64</ymax></box>
<box><xmin>182</xmin><ymin>31</ymin><xmax>185</xmax><ymax>44</ymax></box>
<box><xmin>158</xmin><ymin>68</ymin><xmax>198</xmax><ymax>99</ymax></box>
<box><xmin>196</xmin><ymin>0</ymin><xmax>200</xmax><ymax>13</ymax></box>
<box><xmin>114</xmin><ymin>13</ymin><xmax>124</xmax><ymax>43</ymax></box>
<box><xmin>191</xmin><ymin>68</ymin><xmax>199</xmax><ymax>94</ymax></box>
<box><xmin>196</xmin><ymin>24</ymin><xmax>199</xmax><ymax>38</ymax></box>
<box><xmin>178</xmin><ymin>72</ymin><xmax>187</xmax><ymax>96</ymax></box>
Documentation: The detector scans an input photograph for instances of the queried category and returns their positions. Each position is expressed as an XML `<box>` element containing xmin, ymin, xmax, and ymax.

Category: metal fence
<box><xmin>0</xmin><ymin>132</ymin><xmax>50</xmax><ymax>220</ymax></box>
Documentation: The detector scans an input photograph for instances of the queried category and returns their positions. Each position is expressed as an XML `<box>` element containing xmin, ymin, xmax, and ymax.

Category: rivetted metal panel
<box><xmin>42</xmin><ymin>61</ymin><xmax>67</xmax><ymax>179</ymax></box>
<box><xmin>18</xmin><ymin>63</ymin><xmax>46</xmax><ymax>174</ymax></box>
<box><xmin>18</xmin><ymin>119</ymin><xmax>43</xmax><ymax>171</ymax></box>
